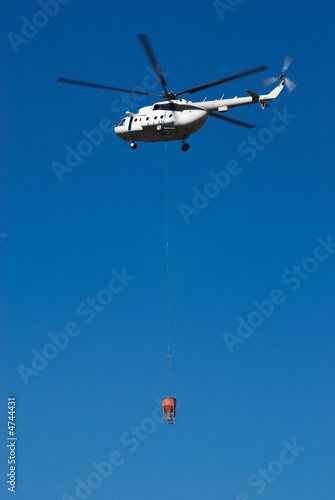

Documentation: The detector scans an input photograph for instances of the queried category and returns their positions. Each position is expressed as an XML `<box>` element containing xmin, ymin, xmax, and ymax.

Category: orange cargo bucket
<box><xmin>162</xmin><ymin>397</ymin><xmax>177</xmax><ymax>424</ymax></box>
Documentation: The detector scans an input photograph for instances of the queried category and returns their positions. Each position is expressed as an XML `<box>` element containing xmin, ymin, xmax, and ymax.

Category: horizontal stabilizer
<box><xmin>245</xmin><ymin>89</ymin><xmax>259</xmax><ymax>99</ymax></box>
<box><xmin>246</xmin><ymin>89</ymin><xmax>269</xmax><ymax>109</ymax></box>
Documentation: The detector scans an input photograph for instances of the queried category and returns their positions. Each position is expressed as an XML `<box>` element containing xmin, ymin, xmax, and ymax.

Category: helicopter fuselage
<box><xmin>114</xmin><ymin>99</ymin><xmax>208</xmax><ymax>143</ymax></box>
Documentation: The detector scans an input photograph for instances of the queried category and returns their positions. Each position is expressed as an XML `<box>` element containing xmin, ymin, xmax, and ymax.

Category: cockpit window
<box><xmin>118</xmin><ymin>118</ymin><xmax>126</xmax><ymax>126</ymax></box>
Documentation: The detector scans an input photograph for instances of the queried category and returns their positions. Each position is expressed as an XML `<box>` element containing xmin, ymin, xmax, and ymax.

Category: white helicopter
<box><xmin>58</xmin><ymin>35</ymin><xmax>296</xmax><ymax>151</ymax></box>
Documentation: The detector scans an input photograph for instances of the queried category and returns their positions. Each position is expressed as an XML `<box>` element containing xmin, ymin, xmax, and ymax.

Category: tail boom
<box><xmin>195</xmin><ymin>80</ymin><xmax>285</xmax><ymax>113</ymax></box>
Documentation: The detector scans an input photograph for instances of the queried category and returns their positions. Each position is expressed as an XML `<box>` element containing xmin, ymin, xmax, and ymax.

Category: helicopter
<box><xmin>58</xmin><ymin>35</ymin><xmax>295</xmax><ymax>151</ymax></box>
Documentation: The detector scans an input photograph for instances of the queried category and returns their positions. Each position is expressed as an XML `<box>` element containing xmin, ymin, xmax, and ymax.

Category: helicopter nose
<box><xmin>114</xmin><ymin>125</ymin><xmax>122</xmax><ymax>138</ymax></box>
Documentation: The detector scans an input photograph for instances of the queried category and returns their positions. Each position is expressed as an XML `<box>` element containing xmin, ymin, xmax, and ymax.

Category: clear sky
<box><xmin>1</xmin><ymin>1</ymin><xmax>335</xmax><ymax>499</ymax></box>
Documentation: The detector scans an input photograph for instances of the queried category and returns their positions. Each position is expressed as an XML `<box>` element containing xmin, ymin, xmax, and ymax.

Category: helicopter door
<box><xmin>128</xmin><ymin>114</ymin><xmax>134</xmax><ymax>131</ymax></box>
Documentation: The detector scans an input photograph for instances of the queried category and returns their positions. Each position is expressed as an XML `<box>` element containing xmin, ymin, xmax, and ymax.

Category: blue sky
<box><xmin>1</xmin><ymin>1</ymin><xmax>335</xmax><ymax>499</ymax></box>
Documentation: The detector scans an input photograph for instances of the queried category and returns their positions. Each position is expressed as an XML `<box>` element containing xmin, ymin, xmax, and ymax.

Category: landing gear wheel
<box><xmin>130</xmin><ymin>142</ymin><xmax>137</xmax><ymax>149</ymax></box>
<box><xmin>181</xmin><ymin>143</ymin><xmax>190</xmax><ymax>151</ymax></box>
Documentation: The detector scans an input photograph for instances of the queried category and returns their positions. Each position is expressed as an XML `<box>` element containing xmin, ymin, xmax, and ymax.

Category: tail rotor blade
<box><xmin>282</xmin><ymin>56</ymin><xmax>293</xmax><ymax>73</ymax></box>
<box><xmin>284</xmin><ymin>77</ymin><xmax>297</xmax><ymax>93</ymax></box>
<box><xmin>263</xmin><ymin>76</ymin><xmax>278</xmax><ymax>88</ymax></box>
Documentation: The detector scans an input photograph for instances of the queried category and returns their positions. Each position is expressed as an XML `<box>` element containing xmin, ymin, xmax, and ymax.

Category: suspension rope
<box><xmin>162</xmin><ymin>143</ymin><xmax>176</xmax><ymax>398</ymax></box>
<box><xmin>165</xmin><ymin>142</ymin><xmax>170</xmax><ymax>353</ymax></box>
<box><xmin>162</xmin><ymin>350</ymin><xmax>176</xmax><ymax>397</ymax></box>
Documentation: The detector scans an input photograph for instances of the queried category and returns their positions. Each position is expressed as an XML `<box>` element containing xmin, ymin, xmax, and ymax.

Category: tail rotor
<box><xmin>263</xmin><ymin>56</ymin><xmax>297</xmax><ymax>93</ymax></box>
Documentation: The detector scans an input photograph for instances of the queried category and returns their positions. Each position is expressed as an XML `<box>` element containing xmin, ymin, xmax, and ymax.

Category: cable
<box><xmin>162</xmin><ymin>350</ymin><xmax>176</xmax><ymax>398</ymax></box>
<box><xmin>165</xmin><ymin>142</ymin><xmax>170</xmax><ymax>353</ymax></box>
<box><xmin>162</xmin><ymin>143</ymin><xmax>176</xmax><ymax>398</ymax></box>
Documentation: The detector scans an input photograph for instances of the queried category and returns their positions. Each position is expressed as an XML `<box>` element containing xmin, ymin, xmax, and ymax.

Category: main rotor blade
<box><xmin>210</xmin><ymin>112</ymin><xmax>255</xmax><ymax>128</ymax></box>
<box><xmin>176</xmin><ymin>65</ymin><xmax>268</xmax><ymax>96</ymax></box>
<box><xmin>137</xmin><ymin>34</ymin><xmax>168</xmax><ymax>95</ymax></box>
<box><xmin>57</xmin><ymin>77</ymin><xmax>162</xmax><ymax>97</ymax></box>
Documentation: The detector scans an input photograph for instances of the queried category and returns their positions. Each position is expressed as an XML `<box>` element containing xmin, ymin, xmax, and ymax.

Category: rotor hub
<box><xmin>163</xmin><ymin>91</ymin><xmax>177</xmax><ymax>101</ymax></box>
